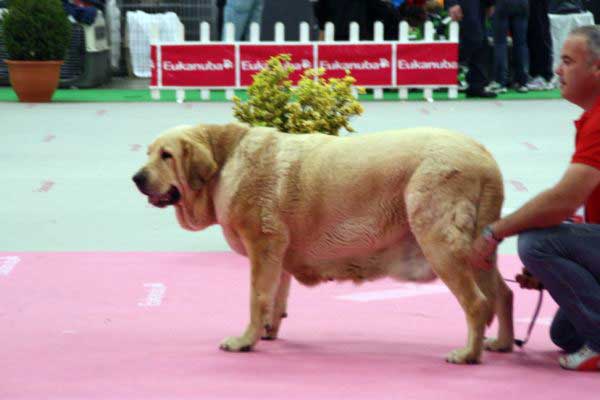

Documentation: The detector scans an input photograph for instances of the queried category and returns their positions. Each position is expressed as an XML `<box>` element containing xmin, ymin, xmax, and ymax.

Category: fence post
<box><xmin>324</xmin><ymin>22</ymin><xmax>335</xmax><ymax>42</ymax></box>
<box><xmin>448</xmin><ymin>21</ymin><xmax>459</xmax><ymax>99</ymax></box>
<box><xmin>224</xmin><ymin>22</ymin><xmax>235</xmax><ymax>101</ymax></box>
<box><xmin>422</xmin><ymin>21</ymin><xmax>434</xmax><ymax>102</ymax></box>
<box><xmin>373</xmin><ymin>21</ymin><xmax>384</xmax><ymax>100</ymax></box>
<box><xmin>274</xmin><ymin>22</ymin><xmax>285</xmax><ymax>42</ymax></box>
<box><xmin>150</xmin><ymin>22</ymin><xmax>160</xmax><ymax>100</ymax></box>
<box><xmin>398</xmin><ymin>21</ymin><xmax>409</xmax><ymax>100</ymax></box>
<box><xmin>200</xmin><ymin>21</ymin><xmax>211</xmax><ymax>101</ymax></box>
<box><xmin>349</xmin><ymin>22</ymin><xmax>360</xmax><ymax>99</ymax></box>
<box><xmin>250</xmin><ymin>22</ymin><xmax>260</xmax><ymax>41</ymax></box>
<box><xmin>174</xmin><ymin>22</ymin><xmax>186</xmax><ymax>103</ymax></box>
<box><xmin>299</xmin><ymin>21</ymin><xmax>310</xmax><ymax>42</ymax></box>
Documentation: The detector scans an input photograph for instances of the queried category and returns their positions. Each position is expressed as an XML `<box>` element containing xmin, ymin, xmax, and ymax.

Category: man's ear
<box><xmin>183</xmin><ymin>140</ymin><xmax>217</xmax><ymax>191</ymax></box>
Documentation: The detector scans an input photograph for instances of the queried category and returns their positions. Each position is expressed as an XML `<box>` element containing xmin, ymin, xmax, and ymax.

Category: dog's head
<box><xmin>132</xmin><ymin>124</ymin><xmax>218</xmax><ymax>209</ymax></box>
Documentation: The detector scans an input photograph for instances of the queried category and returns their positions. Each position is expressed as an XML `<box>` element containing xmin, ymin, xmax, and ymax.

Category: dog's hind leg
<box><xmin>408</xmin><ymin>203</ymin><xmax>494</xmax><ymax>363</ymax></box>
<box><xmin>262</xmin><ymin>270</ymin><xmax>291</xmax><ymax>340</ymax></box>
<box><xmin>483</xmin><ymin>272</ymin><xmax>514</xmax><ymax>352</ymax></box>
<box><xmin>418</xmin><ymin>239</ymin><xmax>493</xmax><ymax>364</ymax></box>
<box><xmin>405</xmin><ymin>166</ymin><xmax>494</xmax><ymax>364</ymax></box>
<box><xmin>471</xmin><ymin>180</ymin><xmax>515</xmax><ymax>352</ymax></box>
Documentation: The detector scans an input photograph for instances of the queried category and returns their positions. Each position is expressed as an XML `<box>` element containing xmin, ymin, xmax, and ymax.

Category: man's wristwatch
<box><xmin>482</xmin><ymin>225</ymin><xmax>503</xmax><ymax>244</ymax></box>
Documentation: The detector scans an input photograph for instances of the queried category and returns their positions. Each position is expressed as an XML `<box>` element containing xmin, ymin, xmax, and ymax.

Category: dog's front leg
<box><xmin>220</xmin><ymin>235</ymin><xmax>286</xmax><ymax>352</ymax></box>
<box><xmin>262</xmin><ymin>270</ymin><xmax>291</xmax><ymax>340</ymax></box>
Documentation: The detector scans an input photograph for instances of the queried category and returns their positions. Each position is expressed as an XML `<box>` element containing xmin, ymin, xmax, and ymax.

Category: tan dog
<box><xmin>132</xmin><ymin>122</ymin><xmax>514</xmax><ymax>364</ymax></box>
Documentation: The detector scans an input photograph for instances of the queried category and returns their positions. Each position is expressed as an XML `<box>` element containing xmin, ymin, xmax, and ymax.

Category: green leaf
<box><xmin>1</xmin><ymin>0</ymin><xmax>71</xmax><ymax>61</ymax></box>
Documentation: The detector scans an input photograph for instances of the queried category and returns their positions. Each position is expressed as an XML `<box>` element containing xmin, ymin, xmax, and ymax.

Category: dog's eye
<box><xmin>161</xmin><ymin>151</ymin><xmax>172</xmax><ymax>160</ymax></box>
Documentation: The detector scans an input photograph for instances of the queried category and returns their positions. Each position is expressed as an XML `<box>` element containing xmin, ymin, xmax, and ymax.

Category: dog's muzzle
<box><xmin>132</xmin><ymin>171</ymin><xmax>181</xmax><ymax>208</ymax></box>
<box><xmin>147</xmin><ymin>185</ymin><xmax>181</xmax><ymax>208</ymax></box>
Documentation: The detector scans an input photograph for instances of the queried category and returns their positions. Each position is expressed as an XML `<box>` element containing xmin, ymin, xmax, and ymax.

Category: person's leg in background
<box><xmin>249</xmin><ymin>0</ymin><xmax>264</xmax><ymax>29</ymax></box>
<box><xmin>491</xmin><ymin>4</ymin><xmax>510</xmax><ymax>92</ymax></box>
<box><xmin>527</xmin><ymin>0</ymin><xmax>554</xmax><ymax>89</ymax></box>
<box><xmin>518</xmin><ymin>223</ymin><xmax>600</xmax><ymax>370</ymax></box>
<box><xmin>222</xmin><ymin>0</ymin><xmax>256</xmax><ymax>40</ymax></box>
<box><xmin>461</xmin><ymin>0</ymin><xmax>497</xmax><ymax>98</ymax></box>
<box><xmin>509</xmin><ymin>4</ymin><xmax>530</xmax><ymax>91</ymax></box>
<box><xmin>217</xmin><ymin>0</ymin><xmax>226</xmax><ymax>40</ymax></box>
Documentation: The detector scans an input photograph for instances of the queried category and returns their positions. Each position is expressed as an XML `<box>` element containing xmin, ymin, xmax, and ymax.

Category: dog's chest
<box><xmin>213</xmin><ymin>177</ymin><xmax>247</xmax><ymax>256</ymax></box>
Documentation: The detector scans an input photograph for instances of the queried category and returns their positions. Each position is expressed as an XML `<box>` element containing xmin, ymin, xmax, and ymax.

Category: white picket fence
<box><xmin>149</xmin><ymin>20</ymin><xmax>460</xmax><ymax>102</ymax></box>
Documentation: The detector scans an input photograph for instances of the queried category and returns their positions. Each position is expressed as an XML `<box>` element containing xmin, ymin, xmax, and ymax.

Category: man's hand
<box><xmin>449</xmin><ymin>5</ymin><xmax>463</xmax><ymax>21</ymax></box>
<box><xmin>515</xmin><ymin>268</ymin><xmax>544</xmax><ymax>290</ymax></box>
<box><xmin>468</xmin><ymin>233</ymin><xmax>498</xmax><ymax>270</ymax></box>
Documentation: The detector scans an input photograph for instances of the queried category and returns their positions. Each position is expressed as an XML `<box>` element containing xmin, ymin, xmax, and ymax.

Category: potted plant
<box><xmin>1</xmin><ymin>0</ymin><xmax>71</xmax><ymax>102</ymax></box>
<box><xmin>233</xmin><ymin>54</ymin><xmax>364</xmax><ymax>136</ymax></box>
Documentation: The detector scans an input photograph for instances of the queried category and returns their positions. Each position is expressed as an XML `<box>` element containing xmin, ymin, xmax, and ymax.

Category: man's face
<box><xmin>555</xmin><ymin>34</ymin><xmax>600</xmax><ymax>109</ymax></box>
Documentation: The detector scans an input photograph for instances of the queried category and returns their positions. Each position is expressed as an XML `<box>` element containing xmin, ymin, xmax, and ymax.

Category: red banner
<box><xmin>150</xmin><ymin>42</ymin><xmax>459</xmax><ymax>88</ymax></box>
<box><xmin>153</xmin><ymin>44</ymin><xmax>236</xmax><ymax>87</ymax></box>
<box><xmin>239</xmin><ymin>44</ymin><xmax>314</xmax><ymax>86</ymax></box>
<box><xmin>395</xmin><ymin>43</ymin><xmax>458</xmax><ymax>86</ymax></box>
<box><xmin>317</xmin><ymin>44</ymin><xmax>393</xmax><ymax>86</ymax></box>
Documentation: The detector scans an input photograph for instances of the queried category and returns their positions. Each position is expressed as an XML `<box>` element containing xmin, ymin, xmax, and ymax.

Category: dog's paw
<box><xmin>219</xmin><ymin>336</ymin><xmax>254</xmax><ymax>352</ymax></box>
<box><xmin>484</xmin><ymin>337</ymin><xmax>513</xmax><ymax>353</ymax></box>
<box><xmin>446</xmin><ymin>348</ymin><xmax>481</xmax><ymax>365</ymax></box>
<box><xmin>261</xmin><ymin>323</ymin><xmax>280</xmax><ymax>341</ymax></box>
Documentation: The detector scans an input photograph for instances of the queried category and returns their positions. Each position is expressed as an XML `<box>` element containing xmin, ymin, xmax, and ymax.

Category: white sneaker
<box><xmin>558</xmin><ymin>344</ymin><xmax>600</xmax><ymax>371</ymax></box>
<box><xmin>486</xmin><ymin>81</ymin><xmax>507</xmax><ymax>93</ymax></box>
<box><xmin>514</xmin><ymin>84</ymin><xmax>529</xmax><ymax>93</ymax></box>
<box><xmin>527</xmin><ymin>76</ymin><xmax>551</xmax><ymax>91</ymax></box>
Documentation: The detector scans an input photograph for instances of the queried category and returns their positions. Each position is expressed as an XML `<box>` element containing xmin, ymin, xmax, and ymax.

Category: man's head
<box><xmin>556</xmin><ymin>25</ymin><xmax>600</xmax><ymax>110</ymax></box>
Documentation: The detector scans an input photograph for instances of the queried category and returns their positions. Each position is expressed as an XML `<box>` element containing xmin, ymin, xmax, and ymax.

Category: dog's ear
<box><xmin>183</xmin><ymin>140</ymin><xmax>217</xmax><ymax>191</ymax></box>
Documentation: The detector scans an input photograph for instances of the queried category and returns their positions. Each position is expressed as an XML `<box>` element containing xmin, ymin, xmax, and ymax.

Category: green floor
<box><xmin>0</xmin><ymin>87</ymin><xmax>562</xmax><ymax>102</ymax></box>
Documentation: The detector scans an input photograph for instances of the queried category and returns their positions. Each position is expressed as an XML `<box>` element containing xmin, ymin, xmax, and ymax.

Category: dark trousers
<box><xmin>518</xmin><ymin>223</ymin><xmax>600</xmax><ymax>353</ymax></box>
<box><xmin>527</xmin><ymin>0</ymin><xmax>553</xmax><ymax>81</ymax></box>
<box><xmin>458</xmin><ymin>0</ymin><xmax>491</xmax><ymax>91</ymax></box>
<box><xmin>493</xmin><ymin>1</ymin><xmax>529</xmax><ymax>86</ymax></box>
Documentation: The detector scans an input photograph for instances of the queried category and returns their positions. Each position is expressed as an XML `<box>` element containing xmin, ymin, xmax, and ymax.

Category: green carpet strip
<box><xmin>0</xmin><ymin>87</ymin><xmax>563</xmax><ymax>103</ymax></box>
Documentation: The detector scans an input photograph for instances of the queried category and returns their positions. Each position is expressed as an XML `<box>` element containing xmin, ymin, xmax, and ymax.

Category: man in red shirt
<box><xmin>470</xmin><ymin>25</ymin><xmax>600</xmax><ymax>371</ymax></box>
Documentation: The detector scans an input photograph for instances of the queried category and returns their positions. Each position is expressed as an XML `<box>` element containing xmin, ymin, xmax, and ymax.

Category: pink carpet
<box><xmin>1</xmin><ymin>253</ymin><xmax>598</xmax><ymax>399</ymax></box>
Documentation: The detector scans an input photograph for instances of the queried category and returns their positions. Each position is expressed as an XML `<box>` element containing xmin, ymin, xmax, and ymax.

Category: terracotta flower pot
<box><xmin>5</xmin><ymin>60</ymin><xmax>63</xmax><ymax>102</ymax></box>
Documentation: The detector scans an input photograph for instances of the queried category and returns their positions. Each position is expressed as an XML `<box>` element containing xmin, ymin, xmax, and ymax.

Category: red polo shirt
<box><xmin>572</xmin><ymin>97</ymin><xmax>600</xmax><ymax>223</ymax></box>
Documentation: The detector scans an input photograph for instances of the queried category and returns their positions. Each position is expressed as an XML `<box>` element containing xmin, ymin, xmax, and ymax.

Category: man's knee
<box><xmin>517</xmin><ymin>229</ymin><xmax>547</xmax><ymax>266</ymax></box>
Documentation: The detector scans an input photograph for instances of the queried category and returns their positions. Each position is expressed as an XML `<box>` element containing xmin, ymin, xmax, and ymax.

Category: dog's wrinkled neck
<box><xmin>175</xmin><ymin>185</ymin><xmax>216</xmax><ymax>231</ymax></box>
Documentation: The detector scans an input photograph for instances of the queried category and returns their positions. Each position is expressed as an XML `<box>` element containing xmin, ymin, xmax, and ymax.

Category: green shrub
<box><xmin>1</xmin><ymin>0</ymin><xmax>71</xmax><ymax>61</ymax></box>
<box><xmin>233</xmin><ymin>54</ymin><xmax>364</xmax><ymax>136</ymax></box>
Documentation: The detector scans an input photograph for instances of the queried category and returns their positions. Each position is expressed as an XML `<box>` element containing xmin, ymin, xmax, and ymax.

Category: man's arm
<box><xmin>491</xmin><ymin>163</ymin><xmax>600</xmax><ymax>239</ymax></box>
<box><xmin>470</xmin><ymin>163</ymin><xmax>600</xmax><ymax>270</ymax></box>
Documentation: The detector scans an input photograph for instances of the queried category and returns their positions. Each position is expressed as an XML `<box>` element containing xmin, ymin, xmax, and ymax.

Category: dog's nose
<box><xmin>132</xmin><ymin>171</ymin><xmax>147</xmax><ymax>191</ymax></box>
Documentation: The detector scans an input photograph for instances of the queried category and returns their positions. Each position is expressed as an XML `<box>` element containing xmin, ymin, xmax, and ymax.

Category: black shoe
<box><xmin>465</xmin><ymin>89</ymin><xmax>497</xmax><ymax>98</ymax></box>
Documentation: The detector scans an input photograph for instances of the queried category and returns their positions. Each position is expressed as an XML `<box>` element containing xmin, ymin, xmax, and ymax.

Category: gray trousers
<box><xmin>517</xmin><ymin>223</ymin><xmax>600</xmax><ymax>352</ymax></box>
<box><xmin>223</xmin><ymin>0</ymin><xmax>264</xmax><ymax>41</ymax></box>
